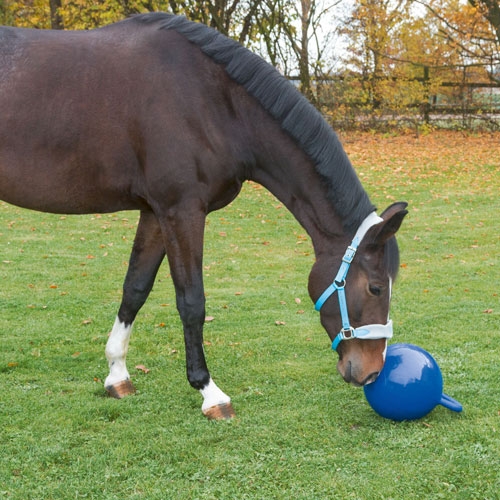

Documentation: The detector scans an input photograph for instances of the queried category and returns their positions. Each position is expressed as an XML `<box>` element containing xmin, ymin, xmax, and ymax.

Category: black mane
<box><xmin>131</xmin><ymin>13</ymin><xmax>375</xmax><ymax>233</ymax></box>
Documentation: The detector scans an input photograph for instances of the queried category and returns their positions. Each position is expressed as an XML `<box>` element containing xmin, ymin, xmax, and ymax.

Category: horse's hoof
<box><xmin>105</xmin><ymin>379</ymin><xmax>136</xmax><ymax>399</ymax></box>
<box><xmin>203</xmin><ymin>402</ymin><xmax>236</xmax><ymax>420</ymax></box>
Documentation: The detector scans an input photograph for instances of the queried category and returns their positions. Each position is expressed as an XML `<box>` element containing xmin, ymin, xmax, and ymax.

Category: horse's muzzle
<box><xmin>339</xmin><ymin>361</ymin><xmax>381</xmax><ymax>387</ymax></box>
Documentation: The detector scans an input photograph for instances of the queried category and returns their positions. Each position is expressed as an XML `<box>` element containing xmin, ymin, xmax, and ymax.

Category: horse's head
<box><xmin>309</xmin><ymin>202</ymin><xmax>408</xmax><ymax>386</ymax></box>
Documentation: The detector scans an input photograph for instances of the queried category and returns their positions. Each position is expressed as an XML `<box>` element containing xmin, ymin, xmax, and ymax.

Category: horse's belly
<box><xmin>0</xmin><ymin>152</ymin><xmax>145</xmax><ymax>214</ymax></box>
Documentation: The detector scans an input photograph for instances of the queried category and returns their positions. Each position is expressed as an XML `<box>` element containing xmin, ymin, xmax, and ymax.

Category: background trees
<box><xmin>2</xmin><ymin>0</ymin><xmax>499</xmax><ymax>129</ymax></box>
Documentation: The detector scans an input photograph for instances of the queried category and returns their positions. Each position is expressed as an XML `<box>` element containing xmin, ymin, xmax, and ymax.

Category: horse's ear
<box><xmin>366</xmin><ymin>202</ymin><xmax>408</xmax><ymax>247</ymax></box>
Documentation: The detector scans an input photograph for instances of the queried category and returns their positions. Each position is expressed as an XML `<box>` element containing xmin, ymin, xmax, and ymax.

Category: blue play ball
<box><xmin>364</xmin><ymin>343</ymin><xmax>463</xmax><ymax>421</ymax></box>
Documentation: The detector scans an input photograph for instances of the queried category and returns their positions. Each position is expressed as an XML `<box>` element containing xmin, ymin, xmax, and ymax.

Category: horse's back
<box><xmin>0</xmin><ymin>19</ymin><xmax>245</xmax><ymax>214</ymax></box>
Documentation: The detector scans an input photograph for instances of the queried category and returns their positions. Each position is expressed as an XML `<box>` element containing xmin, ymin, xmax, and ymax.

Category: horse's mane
<box><xmin>130</xmin><ymin>13</ymin><xmax>375</xmax><ymax>233</ymax></box>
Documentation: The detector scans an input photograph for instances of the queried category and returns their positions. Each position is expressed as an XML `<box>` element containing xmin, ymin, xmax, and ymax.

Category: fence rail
<box><xmin>290</xmin><ymin>76</ymin><xmax>500</xmax><ymax>130</ymax></box>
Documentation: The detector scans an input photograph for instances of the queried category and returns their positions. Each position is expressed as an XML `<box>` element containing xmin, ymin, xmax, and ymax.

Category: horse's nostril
<box><xmin>363</xmin><ymin>371</ymin><xmax>380</xmax><ymax>386</ymax></box>
<box><xmin>341</xmin><ymin>361</ymin><xmax>352</xmax><ymax>384</ymax></box>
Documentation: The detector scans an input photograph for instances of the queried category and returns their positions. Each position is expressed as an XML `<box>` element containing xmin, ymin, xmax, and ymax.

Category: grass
<box><xmin>1</xmin><ymin>131</ymin><xmax>499</xmax><ymax>499</ymax></box>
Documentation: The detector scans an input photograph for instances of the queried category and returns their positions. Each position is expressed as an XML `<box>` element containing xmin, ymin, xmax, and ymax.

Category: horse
<box><xmin>0</xmin><ymin>12</ymin><xmax>407</xmax><ymax>419</ymax></box>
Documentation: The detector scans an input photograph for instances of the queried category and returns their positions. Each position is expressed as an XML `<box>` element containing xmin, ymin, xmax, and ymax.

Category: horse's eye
<box><xmin>368</xmin><ymin>284</ymin><xmax>382</xmax><ymax>296</ymax></box>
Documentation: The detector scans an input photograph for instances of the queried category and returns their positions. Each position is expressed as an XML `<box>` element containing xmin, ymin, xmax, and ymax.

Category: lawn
<box><xmin>1</xmin><ymin>131</ymin><xmax>499</xmax><ymax>499</ymax></box>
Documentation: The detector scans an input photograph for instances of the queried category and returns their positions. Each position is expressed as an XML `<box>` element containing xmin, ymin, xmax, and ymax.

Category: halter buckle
<box><xmin>342</xmin><ymin>245</ymin><xmax>357</xmax><ymax>264</ymax></box>
<box><xmin>341</xmin><ymin>327</ymin><xmax>354</xmax><ymax>339</ymax></box>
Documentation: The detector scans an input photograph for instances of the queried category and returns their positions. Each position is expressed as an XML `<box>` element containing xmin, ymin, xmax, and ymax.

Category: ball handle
<box><xmin>439</xmin><ymin>393</ymin><xmax>463</xmax><ymax>413</ymax></box>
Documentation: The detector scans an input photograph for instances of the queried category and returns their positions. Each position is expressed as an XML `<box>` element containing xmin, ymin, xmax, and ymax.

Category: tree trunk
<box><xmin>49</xmin><ymin>0</ymin><xmax>63</xmax><ymax>30</ymax></box>
<box><xmin>299</xmin><ymin>0</ymin><xmax>314</xmax><ymax>102</ymax></box>
<box><xmin>469</xmin><ymin>0</ymin><xmax>500</xmax><ymax>44</ymax></box>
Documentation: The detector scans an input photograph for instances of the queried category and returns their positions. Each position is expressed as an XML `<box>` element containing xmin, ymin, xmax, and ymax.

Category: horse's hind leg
<box><xmin>105</xmin><ymin>210</ymin><xmax>165</xmax><ymax>398</ymax></box>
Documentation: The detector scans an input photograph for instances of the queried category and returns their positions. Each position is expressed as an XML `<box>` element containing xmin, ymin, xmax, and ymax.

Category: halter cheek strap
<box><xmin>314</xmin><ymin>212</ymin><xmax>394</xmax><ymax>351</ymax></box>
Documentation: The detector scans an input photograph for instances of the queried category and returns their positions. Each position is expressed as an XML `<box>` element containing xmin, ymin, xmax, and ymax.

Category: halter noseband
<box><xmin>314</xmin><ymin>212</ymin><xmax>394</xmax><ymax>351</ymax></box>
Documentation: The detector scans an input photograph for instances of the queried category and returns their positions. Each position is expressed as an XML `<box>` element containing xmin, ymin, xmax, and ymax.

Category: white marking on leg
<box><xmin>200</xmin><ymin>378</ymin><xmax>231</xmax><ymax>412</ymax></box>
<box><xmin>104</xmin><ymin>317</ymin><xmax>133</xmax><ymax>388</ymax></box>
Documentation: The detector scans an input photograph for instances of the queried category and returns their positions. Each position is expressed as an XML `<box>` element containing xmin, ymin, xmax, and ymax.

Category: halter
<box><xmin>314</xmin><ymin>212</ymin><xmax>394</xmax><ymax>351</ymax></box>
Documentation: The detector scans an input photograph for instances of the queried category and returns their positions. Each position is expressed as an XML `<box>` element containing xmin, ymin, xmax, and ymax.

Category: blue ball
<box><xmin>364</xmin><ymin>343</ymin><xmax>462</xmax><ymax>421</ymax></box>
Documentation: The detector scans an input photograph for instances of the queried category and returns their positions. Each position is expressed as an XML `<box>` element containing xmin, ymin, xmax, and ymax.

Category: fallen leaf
<box><xmin>295</xmin><ymin>297</ymin><xmax>301</xmax><ymax>304</ymax></box>
<box><xmin>275</xmin><ymin>321</ymin><xmax>286</xmax><ymax>326</ymax></box>
<box><xmin>205</xmin><ymin>316</ymin><xmax>215</xmax><ymax>322</ymax></box>
<box><xmin>82</xmin><ymin>318</ymin><xmax>92</xmax><ymax>325</ymax></box>
<box><xmin>483</xmin><ymin>309</ymin><xmax>493</xmax><ymax>314</ymax></box>
<box><xmin>135</xmin><ymin>364</ymin><xmax>150</xmax><ymax>374</ymax></box>
<box><xmin>71</xmin><ymin>352</ymin><xmax>81</xmax><ymax>358</ymax></box>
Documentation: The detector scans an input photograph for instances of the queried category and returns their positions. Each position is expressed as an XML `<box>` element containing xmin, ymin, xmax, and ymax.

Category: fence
<box><xmin>296</xmin><ymin>76</ymin><xmax>500</xmax><ymax>131</ymax></box>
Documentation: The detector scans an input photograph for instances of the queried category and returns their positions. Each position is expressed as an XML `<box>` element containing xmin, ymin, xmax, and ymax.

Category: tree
<box><xmin>251</xmin><ymin>0</ymin><xmax>340</xmax><ymax>102</ymax></box>
<box><xmin>340</xmin><ymin>0</ymin><xmax>410</xmax><ymax>110</ymax></box>
<box><xmin>413</xmin><ymin>0</ymin><xmax>499</xmax><ymax>81</ymax></box>
<box><xmin>167</xmin><ymin>0</ymin><xmax>264</xmax><ymax>43</ymax></box>
<box><xmin>287</xmin><ymin>0</ymin><xmax>340</xmax><ymax>101</ymax></box>
<box><xmin>469</xmin><ymin>0</ymin><xmax>500</xmax><ymax>44</ymax></box>
<box><xmin>49</xmin><ymin>0</ymin><xmax>63</xmax><ymax>28</ymax></box>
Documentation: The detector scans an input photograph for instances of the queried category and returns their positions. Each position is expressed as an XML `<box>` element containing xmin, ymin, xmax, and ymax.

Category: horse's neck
<box><xmin>249</xmin><ymin>133</ymin><xmax>351</xmax><ymax>255</ymax></box>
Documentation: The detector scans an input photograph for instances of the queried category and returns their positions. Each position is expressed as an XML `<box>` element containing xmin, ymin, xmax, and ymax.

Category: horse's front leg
<box><xmin>160</xmin><ymin>209</ymin><xmax>235</xmax><ymax>420</ymax></box>
<box><xmin>105</xmin><ymin>210</ymin><xmax>165</xmax><ymax>398</ymax></box>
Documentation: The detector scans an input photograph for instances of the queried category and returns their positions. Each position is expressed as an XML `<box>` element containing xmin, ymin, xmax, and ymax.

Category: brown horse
<box><xmin>0</xmin><ymin>13</ymin><xmax>407</xmax><ymax>419</ymax></box>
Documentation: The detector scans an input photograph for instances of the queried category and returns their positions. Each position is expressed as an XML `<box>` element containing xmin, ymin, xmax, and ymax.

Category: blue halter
<box><xmin>314</xmin><ymin>212</ymin><xmax>394</xmax><ymax>351</ymax></box>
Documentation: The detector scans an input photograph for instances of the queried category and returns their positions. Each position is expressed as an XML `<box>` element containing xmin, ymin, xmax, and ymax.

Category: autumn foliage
<box><xmin>1</xmin><ymin>0</ymin><xmax>499</xmax><ymax>129</ymax></box>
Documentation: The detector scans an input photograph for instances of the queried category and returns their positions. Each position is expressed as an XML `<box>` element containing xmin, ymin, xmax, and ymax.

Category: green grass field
<box><xmin>1</xmin><ymin>132</ymin><xmax>499</xmax><ymax>499</ymax></box>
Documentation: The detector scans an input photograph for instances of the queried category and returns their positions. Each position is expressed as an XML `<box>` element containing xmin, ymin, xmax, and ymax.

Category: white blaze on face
<box><xmin>382</xmin><ymin>342</ymin><xmax>388</xmax><ymax>362</ymax></box>
<box><xmin>383</xmin><ymin>277</ymin><xmax>393</xmax><ymax>362</ymax></box>
<box><xmin>104</xmin><ymin>317</ymin><xmax>133</xmax><ymax>387</ymax></box>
